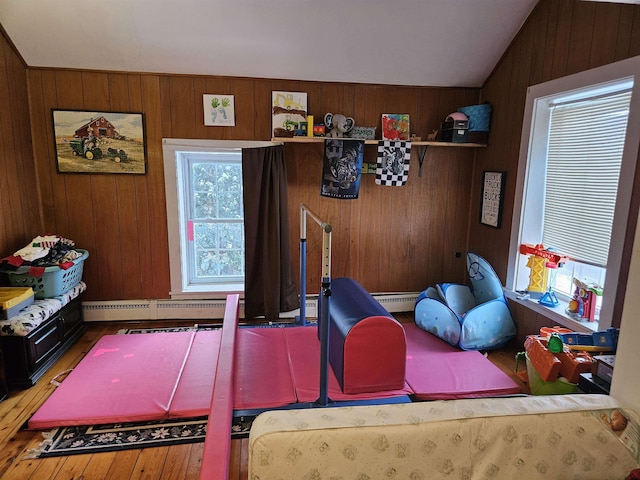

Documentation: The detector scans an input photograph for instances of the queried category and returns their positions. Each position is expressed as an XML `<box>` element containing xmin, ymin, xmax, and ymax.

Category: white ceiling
<box><xmin>2</xmin><ymin>0</ymin><xmax>543</xmax><ymax>87</ymax></box>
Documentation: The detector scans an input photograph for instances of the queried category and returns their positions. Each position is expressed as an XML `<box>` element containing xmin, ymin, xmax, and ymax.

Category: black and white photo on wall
<box><xmin>480</xmin><ymin>171</ymin><xmax>506</xmax><ymax>228</ymax></box>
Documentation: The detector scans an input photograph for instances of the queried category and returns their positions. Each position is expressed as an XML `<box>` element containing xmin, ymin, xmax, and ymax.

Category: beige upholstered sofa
<box><xmin>249</xmin><ymin>394</ymin><xmax>639</xmax><ymax>479</ymax></box>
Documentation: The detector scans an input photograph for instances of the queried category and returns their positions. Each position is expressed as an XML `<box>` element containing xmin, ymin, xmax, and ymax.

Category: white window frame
<box><xmin>507</xmin><ymin>55</ymin><xmax>640</xmax><ymax>331</ymax></box>
<box><xmin>162</xmin><ymin>138</ymin><xmax>279</xmax><ymax>299</ymax></box>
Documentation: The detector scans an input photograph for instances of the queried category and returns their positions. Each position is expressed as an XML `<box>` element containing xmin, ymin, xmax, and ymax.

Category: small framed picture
<box><xmin>480</xmin><ymin>171</ymin><xmax>506</xmax><ymax>228</ymax></box>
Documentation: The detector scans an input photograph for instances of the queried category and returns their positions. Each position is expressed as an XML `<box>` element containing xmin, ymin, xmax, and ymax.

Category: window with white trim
<box><xmin>163</xmin><ymin>139</ymin><xmax>278</xmax><ymax>298</ymax></box>
<box><xmin>507</xmin><ymin>56</ymin><xmax>640</xmax><ymax>330</ymax></box>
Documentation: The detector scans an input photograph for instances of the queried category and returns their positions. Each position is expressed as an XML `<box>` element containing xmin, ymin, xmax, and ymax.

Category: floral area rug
<box><xmin>117</xmin><ymin>321</ymin><xmax>303</xmax><ymax>334</ymax></box>
<box><xmin>26</xmin><ymin>415</ymin><xmax>254</xmax><ymax>458</ymax></box>
<box><xmin>117</xmin><ymin>325</ymin><xmax>218</xmax><ymax>334</ymax></box>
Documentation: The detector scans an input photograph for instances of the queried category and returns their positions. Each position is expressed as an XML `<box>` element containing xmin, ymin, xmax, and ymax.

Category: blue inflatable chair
<box><xmin>414</xmin><ymin>252</ymin><xmax>516</xmax><ymax>350</ymax></box>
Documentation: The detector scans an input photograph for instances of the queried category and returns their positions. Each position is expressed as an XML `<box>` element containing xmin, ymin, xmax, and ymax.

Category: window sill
<box><xmin>504</xmin><ymin>290</ymin><xmax>599</xmax><ymax>333</ymax></box>
<box><xmin>170</xmin><ymin>283</ymin><xmax>244</xmax><ymax>300</ymax></box>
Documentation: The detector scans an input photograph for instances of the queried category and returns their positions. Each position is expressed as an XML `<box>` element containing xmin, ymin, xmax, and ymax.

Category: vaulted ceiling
<box><xmin>1</xmin><ymin>0</ymin><xmax>542</xmax><ymax>87</ymax></box>
<box><xmin>2</xmin><ymin>1</ymin><xmax>639</xmax><ymax>88</ymax></box>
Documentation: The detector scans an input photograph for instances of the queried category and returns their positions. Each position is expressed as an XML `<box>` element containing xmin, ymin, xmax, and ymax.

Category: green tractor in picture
<box><xmin>69</xmin><ymin>137</ymin><xmax>102</xmax><ymax>160</ymax></box>
<box><xmin>69</xmin><ymin>138</ymin><xmax>128</xmax><ymax>162</ymax></box>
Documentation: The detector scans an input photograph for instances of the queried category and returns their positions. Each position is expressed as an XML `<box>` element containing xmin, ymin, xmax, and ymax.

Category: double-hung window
<box><xmin>507</xmin><ymin>56</ymin><xmax>640</xmax><ymax>330</ymax></box>
<box><xmin>186</xmin><ymin>151</ymin><xmax>244</xmax><ymax>285</ymax></box>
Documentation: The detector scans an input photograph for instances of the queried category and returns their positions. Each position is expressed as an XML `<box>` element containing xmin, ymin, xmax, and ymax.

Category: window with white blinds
<box><xmin>543</xmin><ymin>90</ymin><xmax>632</xmax><ymax>267</ymax></box>
<box><xmin>508</xmin><ymin>57</ymin><xmax>640</xmax><ymax>329</ymax></box>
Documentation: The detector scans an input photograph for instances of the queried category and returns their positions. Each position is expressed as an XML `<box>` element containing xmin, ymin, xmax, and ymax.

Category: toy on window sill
<box><xmin>567</xmin><ymin>278</ymin><xmax>603</xmax><ymax>322</ymax></box>
<box><xmin>539</xmin><ymin>290</ymin><xmax>560</xmax><ymax>307</ymax></box>
<box><xmin>518</xmin><ymin>243</ymin><xmax>569</xmax><ymax>299</ymax></box>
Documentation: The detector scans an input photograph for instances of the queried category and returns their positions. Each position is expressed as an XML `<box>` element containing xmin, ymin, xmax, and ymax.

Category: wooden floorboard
<box><xmin>0</xmin><ymin>314</ymin><xmax>526</xmax><ymax>480</ymax></box>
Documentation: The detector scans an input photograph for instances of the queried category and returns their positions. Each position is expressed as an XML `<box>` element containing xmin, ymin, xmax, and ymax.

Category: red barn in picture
<box><xmin>74</xmin><ymin>116</ymin><xmax>120</xmax><ymax>138</ymax></box>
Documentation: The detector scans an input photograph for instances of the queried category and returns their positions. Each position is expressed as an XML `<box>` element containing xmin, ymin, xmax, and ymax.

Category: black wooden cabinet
<box><xmin>0</xmin><ymin>344</ymin><xmax>7</xmax><ymax>401</ymax></box>
<box><xmin>0</xmin><ymin>297</ymin><xmax>85</xmax><ymax>388</ymax></box>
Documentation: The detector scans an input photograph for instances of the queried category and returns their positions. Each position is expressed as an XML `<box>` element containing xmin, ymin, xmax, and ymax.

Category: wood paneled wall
<box><xmin>0</xmin><ymin>27</ymin><xmax>41</xmax><ymax>264</ymax></box>
<box><xmin>23</xmin><ymin>66</ymin><xmax>480</xmax><ymax>300</ymax></box>
<box><xmin>6</xmin><ymin>0</ymin><xmax>640</xmax><ymax>312</ymax></box>
<box><xmin>468</xmin><ymin>0</ymin><xmax>640</xmax><ymax>327</ymax></box>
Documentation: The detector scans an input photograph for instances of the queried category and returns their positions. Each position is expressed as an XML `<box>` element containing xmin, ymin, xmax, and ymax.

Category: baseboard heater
<box><xmin>81</xmin><ymin>292</ymin><xmax>419</xmax><ymax>322</ymax></box>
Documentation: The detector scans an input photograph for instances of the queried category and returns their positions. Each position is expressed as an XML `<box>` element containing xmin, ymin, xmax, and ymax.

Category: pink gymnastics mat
<box><xmin>234</xmin><ymin>328</ymin><xmax>297</xmax><ymax>410</ymax></box>
<box><xmin>403</xmin><ymin>323</ymin><xmax>521</xmax><ymax>400</ymax></box>
<box><xmin>29</xmin><ymin>328</ymin><xmax>299</xmax><ymax>429</ymax></box>
<box><xmin>29</xmin><ymin>323</ymin><xmax>520</xmax><ymax>430</ymax></box>
<box><xmin>29</xmin><ymin>331</ymin><xmax>209</xmax><ymax>429</ymax></box>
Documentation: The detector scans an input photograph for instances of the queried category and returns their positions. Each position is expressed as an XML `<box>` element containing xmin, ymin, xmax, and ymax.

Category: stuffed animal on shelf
<box><xmin>324</xmin><ymin>113</ymin><xmax>355</xmax><ymax>138</ymax></box>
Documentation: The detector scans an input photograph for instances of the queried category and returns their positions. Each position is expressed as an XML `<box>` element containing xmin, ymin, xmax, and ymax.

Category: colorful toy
<box><xmin>294</xmin><ymin>121</ymin><xmax>308</xmax><ymax>136</ymax></box>
<box><xmin>519</xmin><ymin>244</ymin><xmax>569</xmax><ymax>301</ymax></box>
<box><xmin>567</xmin><ymin>278</ymin><xmax>603</xmax><ymax>322</ymax></box>
<box><xmin>539</xmin><ymin>290</ymin><xmax>560</xmax><ymax>307</ymax></box>
<box><xmin>539</xmin><ymin>326</ymin><xmax>572</xmax><ymax>337</ymax></box>
<box><xmin>324</xmin><ymin>113</ymin><xmax>355</xmax><ymax>138</ymax></box>
<box><xmin>560</xmin><ymin>327</ymin><xmax>619</xmax><ymax>352</ymax></box>
<box><xmin>517</xmin><ymin>333</ymin><xmax>593</xmax><ymax>392</ymax></box>
<box><xmin>306</xmin><ymin>115</ymin><xmax>314</xmax><ymax>137</ymax></box>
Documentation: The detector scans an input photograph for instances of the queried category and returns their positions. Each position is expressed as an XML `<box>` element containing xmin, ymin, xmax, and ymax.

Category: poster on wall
<box><xmin>52</xmin><ymin>109</ymin><xmax>146</xmax><ymax>174</ymax></box>
<box><xmin>203</xmin><ymin>94</ymin><xmax>235</xmax><ymax>126</ymax></box>
<box><xmin>375</xmin><ymin>140</ymin><xmax>411</xmax><ymax>186</ymax></box>
<box><xmin>320</xmin><ymin>139</ymin><xmax>364</xmax><ymax>199</ymax></box>
<box><xmin>271</xmin><ymin>91</ymin><xmax>307</xmax><ymax>138</ymax></box>
<box><xmin>480</xmin><ymin>171</ymin><xmax>506</xmax><ymax>228</ymax></box>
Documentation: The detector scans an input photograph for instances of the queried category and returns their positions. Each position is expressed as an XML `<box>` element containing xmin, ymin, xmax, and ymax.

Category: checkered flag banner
<box><xmin>376</xmin><ymin>141</ymin><xmax>411</xmax><ymax>186</ymax></box>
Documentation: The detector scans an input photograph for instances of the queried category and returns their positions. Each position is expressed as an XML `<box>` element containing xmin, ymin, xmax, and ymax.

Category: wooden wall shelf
<box><xmin>273</xmin><ymin>137</ymin><xmax>487</xmax><ymax>148</ymax></box>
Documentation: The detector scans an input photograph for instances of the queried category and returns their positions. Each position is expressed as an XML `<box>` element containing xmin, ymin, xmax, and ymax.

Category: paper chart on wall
<box><xmin>203</xmin><ymin>94</ymin><xmax>235</xmax><ymax>126</ymax></box>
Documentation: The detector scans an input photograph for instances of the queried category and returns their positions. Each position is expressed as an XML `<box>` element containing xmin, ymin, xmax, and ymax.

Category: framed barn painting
<box><xmin>52</xmin><ymin>110</ymin><xmax>147</xmax><ymax>174</ymax></box>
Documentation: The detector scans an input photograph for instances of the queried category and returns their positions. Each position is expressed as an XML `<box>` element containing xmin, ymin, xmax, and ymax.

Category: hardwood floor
<box><xmin>0</xmin><ymin>314</ymin><xmax>526</xmax><ymax>480</ymax></box>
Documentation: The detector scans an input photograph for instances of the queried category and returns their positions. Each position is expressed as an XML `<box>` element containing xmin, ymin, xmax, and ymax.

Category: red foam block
<box><xmin>285</xmin><ymin>326</ymin><xmax>412</xmax><ymax>403</ymax></box>
<box><xmin>342</xmin><ymin>316</ymin><xmax>406</xmax><ymax>394</ymax></box>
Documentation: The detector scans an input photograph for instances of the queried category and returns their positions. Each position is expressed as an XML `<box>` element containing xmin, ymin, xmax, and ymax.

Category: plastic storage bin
<box><xmin>457</xmin><ymin>104</ymin><xmax>492</xmax><ymax>131</ymax></box>
<box><xmin>4</xmin><ymin>250</ymin><xmax>88</xmax><ymax>299</ymax></box>
<box><xmin>0</xmin><ymin>287</ymin><xmax>35</xmax><ymax>319</ymax></box>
